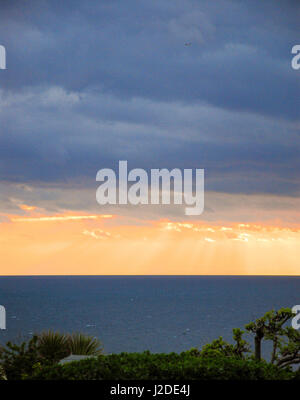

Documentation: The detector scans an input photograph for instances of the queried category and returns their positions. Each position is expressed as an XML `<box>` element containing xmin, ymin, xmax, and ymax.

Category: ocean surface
<box><xmin>0</xmin><ymin>276</ymin><xmax>299</xmax><ymax>355</ymax></box>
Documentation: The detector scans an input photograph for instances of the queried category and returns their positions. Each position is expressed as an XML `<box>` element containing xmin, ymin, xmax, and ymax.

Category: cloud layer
<box><xmin>0</xmin><ymin>0</ymin><xmax>299</xmax><ymax>219</ymax></box>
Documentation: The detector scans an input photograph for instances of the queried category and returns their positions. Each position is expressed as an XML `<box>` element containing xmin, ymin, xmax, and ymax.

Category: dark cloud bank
<box><xmin>0</xmin><ymin>0</ymin><xmax>299</xmax><ymax>196</ymax></box>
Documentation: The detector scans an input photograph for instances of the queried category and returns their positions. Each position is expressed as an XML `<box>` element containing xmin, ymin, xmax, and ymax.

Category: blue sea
<box><xmin>0</xmin><ymin>276</ymin><xmax>299</xmax><ymax>355</ymax></box>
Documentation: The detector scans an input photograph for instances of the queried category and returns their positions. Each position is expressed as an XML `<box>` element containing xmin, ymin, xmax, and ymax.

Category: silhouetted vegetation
<box><xmin>30</xmin><ymin>351</ymin><xmax>292</xmax><ymax>380</ymax></box>
<box><xmin>0</xmin><ymin>331</ymin><xmax>102</xmax><ymax>379</ymax></box>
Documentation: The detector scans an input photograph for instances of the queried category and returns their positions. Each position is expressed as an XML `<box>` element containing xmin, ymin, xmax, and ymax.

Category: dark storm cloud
<box><xmin>1</xmin><ymin>0</ymin><xmax>299</xmax><ymax>118</ymax></box>
<box><xmin>0</xmin><ymin>0</ymin><xmax>299</xmax><ymax>196</ymax></box>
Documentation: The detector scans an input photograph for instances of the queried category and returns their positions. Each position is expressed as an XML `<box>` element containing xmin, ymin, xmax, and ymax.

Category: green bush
<box><xmin>0</xmin><ymin>336</ymin><xmax>43</xmax><ymax>380</ymax></box>
<box><xmin>68</xmin><ymin>333</ymin><xmax>103</xmax><ymax>356</ymax></box>
<box><xmin>30</xmin><ymin>351</ymin><xmax>293</xmax><ymax>380</ymax></box>
<box><xmin>37</xmin><ymin>331</ymin><xmax>70</xmax><ymax>363</ymax></box>
<box><xmin>0</xmin><ymin>331</ymin><xmax>103</xmax><ymax>380</ymax></box>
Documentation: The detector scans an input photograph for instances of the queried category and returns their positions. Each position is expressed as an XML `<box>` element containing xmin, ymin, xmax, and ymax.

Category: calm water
<box><xmin>0</xmin><ymin>276</ymin><xmax>299</xmax><ymax>354</ymax></box>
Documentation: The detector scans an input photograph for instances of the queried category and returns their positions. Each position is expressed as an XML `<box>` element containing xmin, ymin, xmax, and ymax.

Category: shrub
<box><xmin>31</xmin><ymin>351</ymin><xmax>293</xmax><ymax>380</ymax></box>
<box><xmin>0</xmin><ymin>336</ymin><xmax>43</xmax><ymax>380</ymax></box>
<box><xmin>68</xmin><ymin>333</ymin><xmax>103</xmax><ymax>356</ymax></box>
<box><xmin>0</xmin><ymin>331</ymin><xmax>103</xmax><ymax>380</ymax></box>
<box><xmin>37</xmin><ymin>331</ymin><xmax>70</xmax><ymax>363</ymax></box>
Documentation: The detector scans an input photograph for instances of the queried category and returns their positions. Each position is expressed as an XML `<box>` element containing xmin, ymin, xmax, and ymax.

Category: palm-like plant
<box><xmin>37</xmin><ymin>331</ymin><xmax>70</xmax><ymax>363</ymax></box>
<box><xmin>68</xmin><ymin>333</ymin><xmax>103</xmax><ymax>356</ymax></box>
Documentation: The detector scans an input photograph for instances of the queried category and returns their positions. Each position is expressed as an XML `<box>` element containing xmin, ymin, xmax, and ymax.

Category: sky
<box><xmin>0</xmin><ymin>0</ymin><xmax>299</xmax><ymax>275</ymax></box>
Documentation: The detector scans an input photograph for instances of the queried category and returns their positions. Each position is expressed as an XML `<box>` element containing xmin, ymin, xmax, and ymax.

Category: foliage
<box><xmin>37</xmin><ymin>331</ymin><xmax>70</xmax><ymax>363</ymax></box>
<box><xmin>0</xmin><ymin>365</ymin><xmax>7</xmax><ymax>380</ymax></box>
<box><xmin>0</xmin><ymin>331</ymin><xmax>103</xmax><ymax>380</ymax></box>
<box><xmin>275</xmin><ymin>326</ymin><xmax>300</xmax><ymax>368</ymax></box>
<box><xmin>0</xmin><ymin>335</ymin><xmax>43</xmax><ymax>380</ymax></box>
<box><xmin>245</xmin><ymin>308</ymin><xmax>300</xmax><ymax>367</ymax></box>
<box><xmin>1</xmin><ymin>307</ymin><xmax>299</xmax><ymax>380</ymax></box>
<box><xmin>30</xmin><ymin>351</ymin><xmax>293</xmax><ymax>380</ymax></box>
<box><xmin>200</xmin><ymin>328</ymin><xmax>250</xmax><ymax>359</ymax></box>
<box><xmin>68</xmin><ymin>333</ymin><xmax>103</xmax><ymax>356</ymax></box>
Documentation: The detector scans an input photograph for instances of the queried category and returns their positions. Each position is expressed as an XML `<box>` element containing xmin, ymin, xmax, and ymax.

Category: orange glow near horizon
<box><xmin>18</xmin><ymin>204</ymin><xmax>38</xmax><ymax>212</ymax></box>
<box><xmin>11</xmin><ymin>214</ymin><xmax>113</xmax><ymax>222</ymax></box>
<box><xmin>0</xmin><ymin>209</ymin><xmax>300</xmax><ymax>276</ymax></box>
